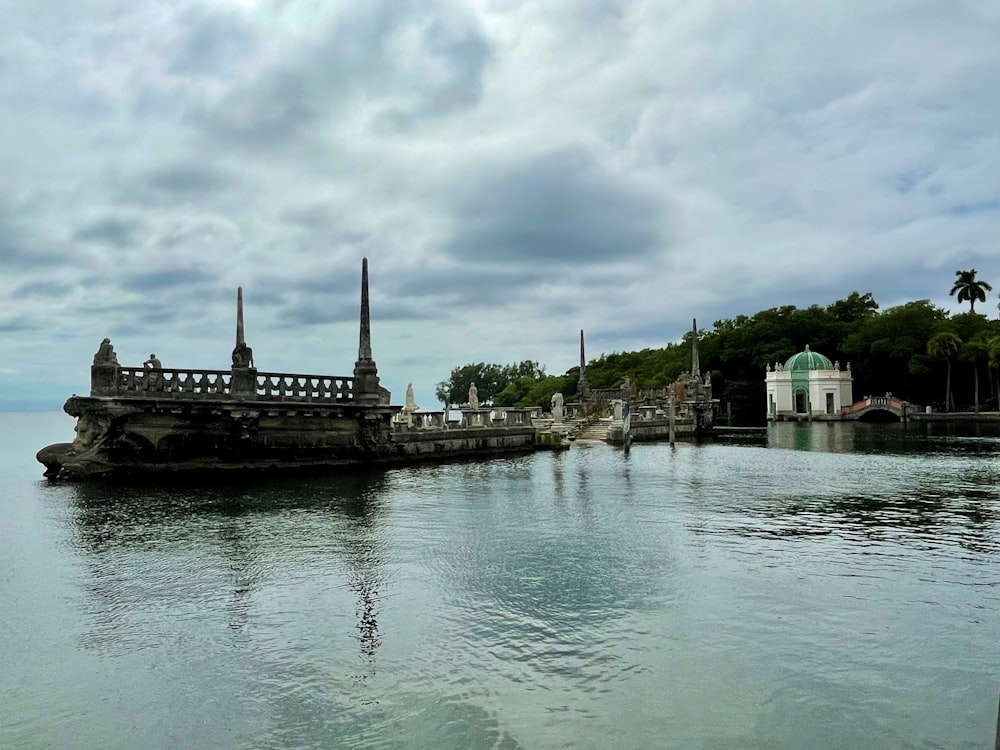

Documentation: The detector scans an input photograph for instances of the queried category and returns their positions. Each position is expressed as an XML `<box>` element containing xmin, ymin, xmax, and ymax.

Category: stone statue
<box><xmin>93</xmin><ymin>338</ymin><xmax>119</xmax><ymax>366</ymax></box>
<box><xmin>143</xmin><ymin>353</ymin><xmax>163</xmax><ymax>389</ymax></box>
<box><xmin>550</xmin><ymin>391</ymin><xmax>564</xmax><ymax>423</ymax></box>
<box><xmin>766</xmin><ymin>362</ymin><xmax>771</xmax><ymax>372</ymax></box>
<box><xmin>232</xmin><ymin>342</ymin><xmax>255</xmax><ymax>369</ymax></box>
<box><xmin>468</xmin><ymin>382</ymin><xmax>479</xmax><ymax>410</ymax></box>
<box><xmin>404</xmin><ymin>383</ymin><xmax>418</xmax><ymax>411</ymax></box>
<box><xmin>834</xmin><ymin>360</ymin><xmax>840</xmax><ymax>371</ymax></box>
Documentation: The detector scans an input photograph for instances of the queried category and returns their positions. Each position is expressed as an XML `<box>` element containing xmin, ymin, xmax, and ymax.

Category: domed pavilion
<box><xmin>765</xmin><ymin>345</ymin><xmax>853</xmax><ymax>421</ymax></box>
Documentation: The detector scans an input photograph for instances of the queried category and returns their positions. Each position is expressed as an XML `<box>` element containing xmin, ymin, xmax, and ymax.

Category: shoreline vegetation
<box><xmin>438</xmin><ymin>273</ymin><xmax>1000</xmax><ymax>426</ymax></box>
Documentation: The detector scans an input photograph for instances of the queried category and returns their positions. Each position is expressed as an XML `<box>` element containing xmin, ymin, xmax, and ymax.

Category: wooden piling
<box><xmin>994</xmin><ymin>688</ymin><xmax>999</xmax><ymax>750</ymax></box>
<box><xmin>669</xmin><ymin>394</ymin><xmax>676</xmax><ymax>445</ymax></box>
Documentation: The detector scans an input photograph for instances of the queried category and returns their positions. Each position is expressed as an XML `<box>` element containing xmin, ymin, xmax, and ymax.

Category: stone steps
<box><xmin>573</xmin><ymin>420</ymin><xmax>611</xmax><ymax>443</ymax></box>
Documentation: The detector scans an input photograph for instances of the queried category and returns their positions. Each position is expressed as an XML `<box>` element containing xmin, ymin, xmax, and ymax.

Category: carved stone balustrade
<box><xmin>91</xmin><ymin>366</ymin><xmax>356</xmax><ymax>404</ymax></box>
<box><xmin>254</xmin><ymin>372</ymin><xmax>354</xmax><ymax>402</ymax></box>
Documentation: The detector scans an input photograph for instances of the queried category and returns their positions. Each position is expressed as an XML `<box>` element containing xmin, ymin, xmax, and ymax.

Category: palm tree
<box><xmin>949</xmin><ymin>268</ymin><xmax>993</xmax><ymax>313</ymax></box>
<box><xmin>927</xmin><ymin>331</ymin><xmax>962</xmax><ymax>411</ymax></box>
<box><xmin>962</xmin><ymin>333</ymin><xmax>991</xmax><ymax>412</ymax></box>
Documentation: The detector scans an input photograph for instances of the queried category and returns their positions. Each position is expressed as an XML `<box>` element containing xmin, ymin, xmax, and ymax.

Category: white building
<box><xmin>765</xmin><ymin>346</ymin><xmax>853</xmax><ymax>421</ymax></box>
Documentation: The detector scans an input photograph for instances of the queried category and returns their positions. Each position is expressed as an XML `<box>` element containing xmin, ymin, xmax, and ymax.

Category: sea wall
<box><xmin>37</xmin><ymin>396</ymin><xmax>549</xmax><ymax>479</ymax></box>
<box><xmin>607</xmin><ymin>418</ymin><xmax>704</xmax><ymax>444</ymax></box>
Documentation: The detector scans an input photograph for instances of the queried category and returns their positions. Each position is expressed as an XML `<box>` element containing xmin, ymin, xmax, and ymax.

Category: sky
<box><xmin>2</xmin><ymin>0</ymin><xmax>999</xmax><ymax>410</ymax></box>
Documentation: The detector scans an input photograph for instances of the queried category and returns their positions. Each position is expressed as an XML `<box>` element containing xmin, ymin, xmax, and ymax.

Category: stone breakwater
<box><xmin>36</xmin><ymin>394</ymin><xmax>564</xmax><ymax>480</ymax></box>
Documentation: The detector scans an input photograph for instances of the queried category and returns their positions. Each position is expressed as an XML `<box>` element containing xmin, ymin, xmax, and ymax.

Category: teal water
<box><xmin>2</xmin><ymin>413</ymin><xmax>998</xmax><ymax>749</ymax></box>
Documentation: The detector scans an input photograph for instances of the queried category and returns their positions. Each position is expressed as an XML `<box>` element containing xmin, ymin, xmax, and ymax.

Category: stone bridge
<box><xmin>841</xmin><ymin>395</ymin><xmax>918</xmax><ymax>422</ymax></box>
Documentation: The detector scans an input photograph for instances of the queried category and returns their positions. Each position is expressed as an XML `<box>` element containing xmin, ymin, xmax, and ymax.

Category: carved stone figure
<box><xmin>143</xmin><ymin>353</ymin><xmax>163</xmax><ymax>389</ymax></box>
<box><xmin>468</xmin><ymin>382</ymin><xmax>479</xmax><ymax>410</ymax></box>
<box><xmin>401</xmin><ymin>383</ymin><xmax>418</xmax><ymax>420</ymax></box>
<box><xmin>93</xmin><ymin>338</ymin><xmax>119</xmax><ymax>366</ymax></box>
<box><xmin>232</xmin><ymin>342</ymin><xmax>255</xmax><ymax>369</ymax></box>
<box><xmin>550</xmin><ymin>391</ymin><xmax>564</xmax><ymax>423</ymax></box>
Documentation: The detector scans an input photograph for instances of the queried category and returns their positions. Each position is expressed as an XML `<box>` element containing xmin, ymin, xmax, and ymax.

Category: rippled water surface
<box><xmin>3</xmin><ymin>413</ymin><xmax>999</xmax><ymax>749</ymax></box>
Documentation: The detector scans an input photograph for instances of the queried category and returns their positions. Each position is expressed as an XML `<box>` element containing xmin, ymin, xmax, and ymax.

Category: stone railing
<box><xmin>254</xmin><ymin>372</ymin><xmax>354</xmax><ymax>402</ymax></box>
<box><xmin>391</xmin><ymin>408</ymin><xmax>539</xmax><ymax>430</ymax></box>
<box><xmin>841</xmin><ymin>395</ymin><xmax>905</xmax><ymax>415</ymax></box>
<box><xmin>91</xmin><ymin>366</ymin><xmax>356</xmax><ymax>403</ymax></box>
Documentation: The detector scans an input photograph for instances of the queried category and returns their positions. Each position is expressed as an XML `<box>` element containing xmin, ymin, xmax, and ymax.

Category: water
<box><xmin>2</xmin><ymin>413</ymin><xmax>998</xmax><ymax>749</ymax></box>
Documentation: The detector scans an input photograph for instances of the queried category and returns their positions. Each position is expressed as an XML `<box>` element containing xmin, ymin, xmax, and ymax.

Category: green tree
<box><xmin>962</xmin><ymin>332</ymin><xmax>991</xmax><ymax>412</ymax></box>
<box><xmin>927</xmin><ymin>330</ymin><xmax>962</xmax><ymax>411</ymax></box>
<box><xmin>949</xmin><ymin>268</ymin><xmax>993</xmax><ymax>313</ymax></box>
<box><xmin>435</xmin><ymin>361</ymin><xmax>546</xmax><ymax>405</ymax></box>
<box><xmin>827</xmin><ymin>291</ymin><xmax>879</xmax><ymax>323</ymax></box>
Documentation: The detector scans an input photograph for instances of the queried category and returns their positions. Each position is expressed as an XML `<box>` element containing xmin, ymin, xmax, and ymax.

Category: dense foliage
<box><xmin>434</xmin><ymin>360</ymin><xmax>545</xmax><ymax>405</ymax></box>
<box><xmin>436</xmin><ymin>288</ymin><xmax>1000</xmax><ymax>424</ymax></box>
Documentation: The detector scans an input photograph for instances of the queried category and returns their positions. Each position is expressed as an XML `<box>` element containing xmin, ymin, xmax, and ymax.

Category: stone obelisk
<box><xmin>231</xmin><ymin>286</ymin><xmax>256</xmax><ymax>393</ymax></box>
<box><xmin>576</xmin><ymin>329</ymin><xmax>591</xmax><ymax>402</ymax></box>
<box><xmin>236</xmin><ymin>287</ymin><xmax>246</xmax><ymax>350</ymax></box>
<box><xmin>353</xmin><ymin>258</ymin><xmax>382</xmax><ymax>405</ymax></box>
<box><xmin>691</xmin><ymin>318</ymin><xmax>700</xmax><ymax>378</ymax></box>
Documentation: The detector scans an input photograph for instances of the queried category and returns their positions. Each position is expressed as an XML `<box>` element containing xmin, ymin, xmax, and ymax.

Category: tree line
<box><xmin>436</xmin><ymin>270</ymin><xmax>1000</xmax><ymax>424</ymax></box>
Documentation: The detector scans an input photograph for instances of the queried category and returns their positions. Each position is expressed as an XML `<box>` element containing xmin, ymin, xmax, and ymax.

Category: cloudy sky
<box><xmin>2</xmin><ymin>0</ymin><xmax>999</xmax><ymax>409</ymax></box>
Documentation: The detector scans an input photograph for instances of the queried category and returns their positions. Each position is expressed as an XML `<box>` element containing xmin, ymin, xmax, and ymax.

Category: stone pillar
<box><xmin>231</xmin><ymin>286</ymin><xmax>258</xmax><ymax>395</ymax></box>
<box><xmin>353</xmin><ymin>258</ymin><xmax>382</xmax><ymax>406</ymax></box>
<box><xmin>577</xmin><ymin>329</ymin><xmax>591</xmax><ymax>402</ymax></box>
<box><xmin>690</xmin><ymin>318</ymin><xmax>700</xmax><ymax>378</ymax></box>
<box><xmin>91</xmin><ymin>365</ymin><xmax>119</xmax><ymax>396</ymax></box>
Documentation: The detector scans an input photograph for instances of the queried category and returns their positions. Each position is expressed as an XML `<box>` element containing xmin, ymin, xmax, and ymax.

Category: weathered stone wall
<box><xmin>607</xmin><ymin>418</ymin><xmax>703</xmax><ymax>444</ymax></box>
<box><xmin>39</xmin><ymin>396</ymin><xmax>545</xmax><ymax>478</ymax></box>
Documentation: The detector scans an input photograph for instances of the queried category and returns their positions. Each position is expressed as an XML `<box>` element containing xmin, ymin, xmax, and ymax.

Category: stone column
<box><xmin>576</xmin><ymin>329</ymin><xmax>591</xmax><ymax>402</ymax></box>
<box><xmin>353</xmin><ymin>258</ymin><xmax>382</xmax><ymax>406</ymax></box>
<box><xmin>91</xmin><ymin>365</ymin><xmax>120</xmax><ymax>396</ymax></box>
<box><xmin>231</xmin><ymin>286</ymin><xmax>258</xmax><ymax>395</ymax></box>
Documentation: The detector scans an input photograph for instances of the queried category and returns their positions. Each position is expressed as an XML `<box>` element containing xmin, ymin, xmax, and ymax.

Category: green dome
<box><xmin>784</xmin><ymin>345</ymin><xmax>834</xmax><ymax>372</ymax></box>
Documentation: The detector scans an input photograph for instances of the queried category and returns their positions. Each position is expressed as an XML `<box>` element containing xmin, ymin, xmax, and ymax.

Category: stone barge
<box><xmin>37</xmin><ymin>260</ymin><xmax>561</xmax><ymax>480</ymax></box>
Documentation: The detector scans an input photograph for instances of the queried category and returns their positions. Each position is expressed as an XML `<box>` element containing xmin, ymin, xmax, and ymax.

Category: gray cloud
<box><xmin>10</xmin><ymin>281</ymin><xmax>74</xmax><ymax>300</ymax></box>
<box><xmin>443</xmin><ymin>148</ymin><xmax>666</xmax><ymax>266</ymax></box>
<box><xmin>188</xmin><ymin>1</ymin><xmax>491</xmax><ymax>149</ymax></box>
<box><xmin>74</xmin><ymin>217</ymin><xmax>142</xmax><ymax>248</ymax></box>
<box><xmin>122</xmin><ymin>267</ymin><xmax>215</xmax><ymax>293</ymax></box>
<box><xmin>141</xmin><ymin>163</ymin><xmax>235</xmax><ymax>198</ymax></box>
<box><xmin>167</xmin><ymin>7</ymin><xmax>259</xmax><ymax>79</ymax></box>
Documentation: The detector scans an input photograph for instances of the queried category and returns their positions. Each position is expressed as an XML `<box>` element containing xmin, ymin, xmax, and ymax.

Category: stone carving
<box><xmin>551</xmin><ymin>391</ymin><xmax>564</xmax><ymax>423</ymax></box>
<box><xmin>401</xmin><ymin>383</ymin><xmax>418</xmax><ymax>425</ymax></box>
<box><xmin>143</xmin><ymin>353</ymin><xmax>163</xmax><ymax>389</ymax></box>
<box><xmin>93</xmin><ymin>338</ymin><xmax>119</xmax><ymax>366</ymax></box>
<box><xmin>232</xmin><ymin>342</ymin><xmax>255</xmax><ymax>369</ymax></box>
<box><xmin>834</xmin><ymin>360</ymin><xmax>840</xmax><ymax>371</ymax></box>
<box><xmin>468</xmin><ymin>382</ymin><xmax>479</xmax><ymax>410</ymax></box>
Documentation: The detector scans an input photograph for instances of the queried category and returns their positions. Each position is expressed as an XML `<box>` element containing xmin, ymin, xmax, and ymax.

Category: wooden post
<box><xmin>669</xmin><ymin>393</ymin><xmax>676</xmax><ymax>445</ymax></box>
<box><xmin>994</xmin><ymin>688</ymin><xmax>999</xmax><ymax>750</ymax></box>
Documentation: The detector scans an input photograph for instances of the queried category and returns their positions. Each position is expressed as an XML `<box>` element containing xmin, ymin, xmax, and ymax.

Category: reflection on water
<box><xmin>67</xmin><ymin>472</ymin><xmax>391</xmax><ymax>674</ymax></box>
<box><xmin>766</xmin><ymin>419</ymin><xmax>1000</xmax><ymax>455</ymax></box>
<box><xmin>2</xmin><ymin>415</ymin><xmax>999</xmax><ymax>749</ymax></box>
